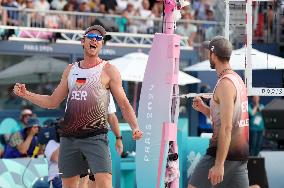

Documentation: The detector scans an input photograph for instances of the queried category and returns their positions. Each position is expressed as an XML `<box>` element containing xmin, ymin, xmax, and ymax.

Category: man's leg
<box><xmin>188</xmin><ymin>156</ymin><xmax>249</xmax><ymax>188</ymax></box>
<box><xmin>187</xmin><ymin>184</ymin><xmax>197</xmax><ymax>188</ymax></box>
<box><xmin>59</xmin><ymin>137</ymin><xmax>89</xmax><ymax>187</ymax></box>
<box><xmin>224</xmin><ymin>161</ymin><xmax>249</xmax><ymax>188</ymax></box>
<box><xmin>78</xmin><ymin>175</ymin><xmax>89</xmax><ymax>188</ymax></box>
<box><xmin>62</xmin><ymin>176</ymin><xmax>80</xmax><ymax>188</ymax></box>
<box><xmin>79</xmin><ymin>135</ymin><xmax>112</xmax><ymax>188</ymax></box>
<box><xmin>249</xmin><ymin>185</ymin><xmax>260</xmax><ymax>188</ymax></box>
<box><xmin>94</xmin><ymin>173</ymin><xmax>112</xmax><ymax>188</ymax></box>
<box><xmin>88</xmin><ymin>179</ymin><xmax>96</xmax><ymax>188</ymax></box>
<box><xmin>187</xmin><ymin>155</ymin><xmax>215</xmax><ymax>188</ymax></box>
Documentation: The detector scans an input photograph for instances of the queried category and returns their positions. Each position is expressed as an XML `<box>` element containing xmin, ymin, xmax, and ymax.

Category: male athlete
<box><xmin>188</xmin><ymin>36</ymin><xmax>249</xmax><ymax>188</ymax></box>
<box><xmin>14</xmin><ymin>25</ymin><xmax>142</xmax><ymax>188</ymax></box>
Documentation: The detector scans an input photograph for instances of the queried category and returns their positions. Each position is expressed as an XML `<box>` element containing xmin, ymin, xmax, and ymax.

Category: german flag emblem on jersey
<box><xmin>76</xmin><ymin>78</ymin><xmax>86</xmax><ymax>89</ymax></box>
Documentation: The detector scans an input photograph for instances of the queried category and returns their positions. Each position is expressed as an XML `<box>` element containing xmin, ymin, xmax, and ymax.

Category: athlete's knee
<box><xmin>88</xmin><ymin>180</ymin><xmax>96</xmax><ymax>188</ymax></box>
<box><xmin>62</xmin><ymin>176</ymin><xmax>80</xmax><ymax>188</ymax></box>
<box><xmin>94</xmin><ymin>173</ymin><xmax>112</xmax><ymax>188</ymax></box>
<box><xmin>187</xmin><ymin>184</ymin><xmax>197</xmax><ymax>188</ymax></box>
<box><xmin>249</xmin><ymin>185</ymin><xmax>261</xmax><ymax>188</ymax></box>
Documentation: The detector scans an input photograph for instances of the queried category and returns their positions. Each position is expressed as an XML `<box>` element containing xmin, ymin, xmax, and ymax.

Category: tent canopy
<box><xmin>0</xmin><ymin>55</ymin><xmax>68</xmax><ymax>84</ymax></box>
<box><xmin>109</xmin><ymin>52</ymin><xmax>201</xmax><ymax>85</ymax></box>
<box><xmin>184</xmin><ymin>47</ymin><xmax>284</xmax><ymax>71</ymax></box>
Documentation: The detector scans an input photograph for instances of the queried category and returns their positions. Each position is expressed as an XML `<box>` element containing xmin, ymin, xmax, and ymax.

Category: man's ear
<box><xmin>81</xmin><ymin>38</ymin><xmax>84</xmax><ymax>46</ymax></box>
<box><xmin>81</xmin><ymin>38</ymin><xmax>85</xmax><ymax>49</ymax></box>
<box><xmin>212</xmin><ymin>53</ymin><xmax>217</xmax><ymax>61</ymax></box>
<box><xmin>81</xmin><ymin>38</ymin><xmax>85</xmax><ymax>45</ymax></box>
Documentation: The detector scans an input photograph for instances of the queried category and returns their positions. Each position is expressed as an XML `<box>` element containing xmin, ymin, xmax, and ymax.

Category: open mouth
<box><xmin>90</xmin><ymin>44</ymin><xmax>97</xmax><ymax>50</ymax></box>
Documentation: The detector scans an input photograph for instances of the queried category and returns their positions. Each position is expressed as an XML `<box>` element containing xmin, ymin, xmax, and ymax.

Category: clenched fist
<box><xmin>132</xmin><ymin>129</ymin><xmax>143</xmax><ymax>140</ymax></box>
<box><xmin>13</xmin><ymin>83</ymin><xmax>27</xmax><ymax>97</ymax></box>
<box><xmin>192</xmin><ymin>96</ymin><xmax>206</xmax><ymax>112</ymax></box>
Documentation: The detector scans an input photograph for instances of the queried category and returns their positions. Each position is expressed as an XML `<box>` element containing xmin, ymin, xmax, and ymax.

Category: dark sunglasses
<box><xmin>84</xmin><ymin>33</ymin><xmax>103</xmax><ymax>41</ymax></box>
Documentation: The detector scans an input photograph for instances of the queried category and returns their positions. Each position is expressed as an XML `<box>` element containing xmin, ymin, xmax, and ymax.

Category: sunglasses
<box><xmin>84</xmin><ymin>33</ymin><xmax>103</xmax><ymax>41</ymax></box>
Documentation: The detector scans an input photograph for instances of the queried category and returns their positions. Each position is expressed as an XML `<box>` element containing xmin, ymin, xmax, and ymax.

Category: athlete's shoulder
<box><xmin>216</xmin><ymin>77</ymin><xmax>236</xmax><ymax>93</ymax></box>
<box><xmin>216</xmin><ymin>78</ymin><xmax>237</xmax><ymax>101</ymax></box>
<box><xmin>103</xmin><ymin>62</ymin><xmax>119</xmax><ymax>73</ymax></box>
<box><xmin>61</xmin><ymin>64</ymin><xmax>73</xmax><ymax>78</ymax></box>
<box><xmin>67</xmin><ymin>63</ymin><xmax>73</xmax><ymax>69</ymax></box>
<box><xmin>218</xmin><ymin>78</ymin><xmax>236</xmax><ymax>90</ymax></box>
<box><xmin>65</xmin><ymin>63</ymin><xmax>73</xmax><ymax>72</ymax></box>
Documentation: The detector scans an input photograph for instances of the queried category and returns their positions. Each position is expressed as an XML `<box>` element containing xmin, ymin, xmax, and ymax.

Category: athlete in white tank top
<box><xmin>13</xmin><ymin>25</ymin><xmax>142</xmax><ymax>188</ymax></box>
<box><xmin>60</xmin><ymin>61</ymin><xmax>110</xmax><ymax>137</ymax></box>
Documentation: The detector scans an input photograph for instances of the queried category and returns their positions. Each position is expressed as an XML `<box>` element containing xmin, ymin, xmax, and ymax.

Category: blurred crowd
<box><xmin>0</xmin><ymin>0</ymin><xmax>281</xmax><ymax>44</ymax></box>
<box><xmin>0</xmin><ymin>0</ymin><xmax>218</xmax><ymax>44</ymax></box>
<box><xmin>0</xmin><ymin>108</ymin><xmax>42</xmax><ymax>158</ymax></box>
<box><xmin>0</xmin><ymin>108</ymin><xmax>62</xmax><ymax>161</ymax></box>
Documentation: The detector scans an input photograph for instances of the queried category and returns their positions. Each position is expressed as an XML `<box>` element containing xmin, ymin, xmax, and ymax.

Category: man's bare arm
<box><xmin>108</xmin><ymin>113</ymin><xmax>123</xmax><ymax>155</ymax></box>
<box><xmin>192</xmin><ymin>96</ymin><xmax>210</xmax><ymax>118</ymax></box>
<box><xmin>108</xmin><ymin>113</ymin><xmax>121</xmax><ymax>137</ymax></box>
<box><xmin>201</xmin><ymin>105</ymin><xmax>210</xmax><ymax>118</ymax></box>
<box><xmin>106</xmin><ymin>64</ymin><xmax>139</xmax><ymax>131</ymax></box>
<box><xmin>215</xmin><ymin>79</ymin><xmax>235</xmax><ymax>166</ymax></box>
<box><xmin>16</xmin><ymin>65</ymin><xmax>71</xmax><ymax>109</ymax></box>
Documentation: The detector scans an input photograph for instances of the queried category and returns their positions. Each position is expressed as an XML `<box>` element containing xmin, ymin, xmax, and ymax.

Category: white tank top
<box><xmin>60</xmin><ymin>61</ymin><xmax>110</xmax><ymax>137</ymax></box>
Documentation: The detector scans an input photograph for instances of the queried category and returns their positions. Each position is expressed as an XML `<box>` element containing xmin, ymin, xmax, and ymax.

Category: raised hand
<box><xmin>13</xmin><ymin>83</ymin><xmax>27</xmax><ymax>97</ymax></box>
<box><xmin>192</xmin><ymin>96</ymin><xmax>206</xmax><ymax>112</ymax></box>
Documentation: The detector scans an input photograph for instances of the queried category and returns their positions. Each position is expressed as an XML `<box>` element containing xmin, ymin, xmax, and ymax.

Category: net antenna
<box><xmin>225</xmin><ymin>0</ymin><xmax>284</xmax><ymax>96</ymax></box>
